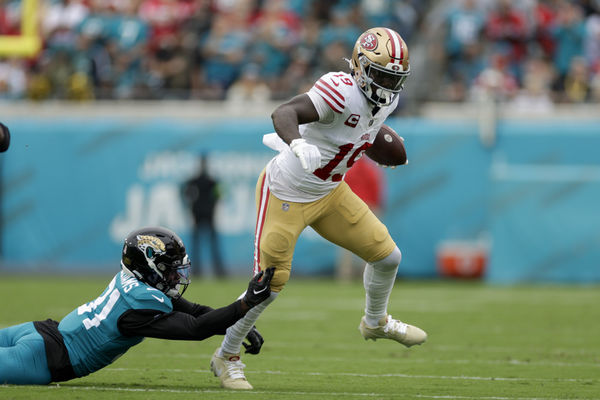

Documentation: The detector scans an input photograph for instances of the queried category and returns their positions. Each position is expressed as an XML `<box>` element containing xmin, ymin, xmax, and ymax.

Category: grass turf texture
<box><xmin>0</xmin><ymin>276</ymin><xmax>598</xmax><ymax>399</ymax></box>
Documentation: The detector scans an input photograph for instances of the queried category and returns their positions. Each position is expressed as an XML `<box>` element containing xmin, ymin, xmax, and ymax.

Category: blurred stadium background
<box><xmin>0</xmin><ymin>0</ymin><xmax>599</xmax><ymax>285</ymax></box>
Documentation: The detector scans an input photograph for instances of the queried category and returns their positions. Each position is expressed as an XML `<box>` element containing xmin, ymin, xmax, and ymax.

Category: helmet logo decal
<box><xmin>360</xmin><ymin>33</ymin><xmax>378</xmax><ymax>51</ymax></box>
<box><xmin>137</xmin><ymin>235</ymin><xmax>166</xmax><ymax>260</ymax></box>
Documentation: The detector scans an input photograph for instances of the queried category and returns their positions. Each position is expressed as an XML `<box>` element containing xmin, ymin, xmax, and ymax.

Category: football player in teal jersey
<box><xmin>0</xmin><ymin>226</ymin><xmax>274</xmax><ymax>385</ymax></box>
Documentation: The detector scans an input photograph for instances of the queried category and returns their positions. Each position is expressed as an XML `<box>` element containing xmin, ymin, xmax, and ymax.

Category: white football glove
<box><xmin>290</xmin><ymin>138</ymin><xmax>321</xmax><ymax>172</ymax></box>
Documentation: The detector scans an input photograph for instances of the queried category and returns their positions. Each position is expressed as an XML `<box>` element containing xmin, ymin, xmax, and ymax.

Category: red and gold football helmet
<box><xmin>350</xmin><ymin>27</ymin><xmax>410</xmax><ymax>106</ymax></box>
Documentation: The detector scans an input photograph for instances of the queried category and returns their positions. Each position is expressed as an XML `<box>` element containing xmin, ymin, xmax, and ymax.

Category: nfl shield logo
<box><xmin>282</xmin><ymin>203</ymin><xmax>290</xmax><ymax>211</ymax></box>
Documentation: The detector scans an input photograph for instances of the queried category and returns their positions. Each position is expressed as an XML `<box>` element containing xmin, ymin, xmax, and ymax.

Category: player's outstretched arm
<box><xmin>172</xmin><ymin>297</ymin><xmax>215</xmax><ymax>316</ymax></box>
<box><xmin>118</xmin><ymin>268</ymin><xmax>275</xmax><ymax>341</ymax></box>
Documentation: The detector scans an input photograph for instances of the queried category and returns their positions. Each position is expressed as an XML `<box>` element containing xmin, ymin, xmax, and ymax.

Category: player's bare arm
<box><xmin>271</xmin><ymin>94</ymin><xmax>322</xmax><ymax>172</ymax></box>
<box><xmin>271</xmin><ymin>94</ymin><xmax>319</xmax><ymax>145</ymax></box>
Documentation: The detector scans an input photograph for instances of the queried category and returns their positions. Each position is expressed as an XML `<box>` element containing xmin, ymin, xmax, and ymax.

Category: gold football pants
<box><xmin>253</xmin><ymin>170</ymin><xmax>396</xmax><ymax>292</ymax></box>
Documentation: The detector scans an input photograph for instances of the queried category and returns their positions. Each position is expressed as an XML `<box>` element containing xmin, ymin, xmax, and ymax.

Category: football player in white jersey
<box><xmin>210</xmin><ymin>27</ymin><xmax>427</xmax><ymax>390</ymax></box>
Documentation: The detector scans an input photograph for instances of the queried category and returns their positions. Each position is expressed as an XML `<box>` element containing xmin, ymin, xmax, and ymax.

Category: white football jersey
<box><xmin>265</xmin><ymin>71</ymin><xmax>399</xmax><ymax>202</ymax></box>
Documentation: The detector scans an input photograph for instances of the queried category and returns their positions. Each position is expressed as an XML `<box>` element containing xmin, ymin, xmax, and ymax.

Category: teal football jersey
<box><xmin>58</xmin><ymin>271</ymin><xmax>173</xmax><ymax>377</ymax></box>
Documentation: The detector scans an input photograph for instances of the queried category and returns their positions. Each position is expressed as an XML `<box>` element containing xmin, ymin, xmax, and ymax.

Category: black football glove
<box><xmin>243</xmin><ymin>325</ymin><xmax>264</xmax><ymax>355</ymax></box>
<box><xmin>0</xmin><ymin>122</ymin><xmax>10</xmax><ymax>152</ymax></box>
<box><xmin>242</xmin><ymin>267</ymin><xmax>275</xmax><ymax>308</ymax></box>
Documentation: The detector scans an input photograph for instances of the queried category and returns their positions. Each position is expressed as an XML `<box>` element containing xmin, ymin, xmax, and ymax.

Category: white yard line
<box><xmin>141</xmin><ymin>352</ymin><xmax>600</xmax><ymax>368</ymax></box>
<box><xmin>17</xmin><ymin>384</ymin><xmax>594</xmax><ymax>400</ymax></box>
<box><xmin>103</xmin><ymin>367</ymin><xmax>598</xmax><ymax>383</ymax></box>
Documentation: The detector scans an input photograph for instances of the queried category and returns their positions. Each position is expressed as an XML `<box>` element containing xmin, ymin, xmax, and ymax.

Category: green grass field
<box><xmin>0</xmin><ymin>275</ymin><xmax>598</xmax><ymax>399</ymax></box>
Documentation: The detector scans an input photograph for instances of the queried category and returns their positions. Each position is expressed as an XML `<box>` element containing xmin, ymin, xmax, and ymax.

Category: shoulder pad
<box><xmin>311</xmin><ymin>72</ymin><xmax>355</xmax><ymax>114</ymax></box>
<box><xmin>119</xmin><ymin>274</ymin><xmax>173</xmax><ymax>312</ymax></box>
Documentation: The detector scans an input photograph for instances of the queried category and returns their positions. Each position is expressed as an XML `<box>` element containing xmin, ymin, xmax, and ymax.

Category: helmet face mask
<box><xmin>365</xmin><ymin>61</ymin><xmax>408</xmax><ymax>92</ymax></box>
<box><xmin>121</xmin><ymin>227</ymin><xmax>191</xmax><ymax>299</ymax></box>
<box><xmin>154</xmin><ymin>255</ymin><xmax>191</xmax><ymax>298</ymax></box>
<box><xmin>351</xmin><ymin>27</ymin><xmax>410</xmax><ymax>106</ymax></box>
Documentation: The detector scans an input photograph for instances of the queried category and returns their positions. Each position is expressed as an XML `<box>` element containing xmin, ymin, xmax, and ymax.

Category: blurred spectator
<box><xmin>318</xmin><ymin>40</ymin><xmax>351</xmax><ymax>73</ymax></box>
<box><xmin>42</xmin><ymin>0</ymin><xmax>89</xmax><ymax>37</ymax></box>
<box><xmin>114</xmin><ymin>3</ymin><xmax>149</xmax><ymax>52</ymax></box>
<box><xmin>532</xmin><ymin>0</ymin><xmax>557</xmax><ymax>58</ymax></box>
<box><xmin>249</xmin><ymin>0</ymin><xmax>301</xmax><ymax>88</ymax></box>
<box><xmin>109</xmin><ymin>2</ymin><xmax>150</xmax><ymax>98</ymax></box>
<box><xmin>584</xmin><ymin>11</ymin><xmax>600</xmax><ymax>70</ymax></box>
<box><xmin>552</xmin><ymin>1</ymin><xmax>586</xmax><ymax>91</ymax></box>
<box><xmin>226</xmin><ymin>63</ymin><xmax>271</xmax><ymax>105</ymax></box>
<box><xmin>72</xmin><ymin>3</ymin><xmax>118</xmax><ymax>98</ymax></box>
<box><xmin>442</xmin><ymin>0</ymin><xmax>486</xmax><ymax>100</ymax></box>
<box><xmin>270</xmin><ymin>15</ymin><xmax>321</xmax><ymax>98</ymax></box>
<box><xmin>318</xmin><ymin>6</ymin><xmax>362</xmax><ymax>51</ymax></box>
<box><xmin>147</xmin><ymin>33</ymin><xmax>191</xmax><ymax>98</ymax></box>
<box><xmin>361</xmin><ymin>0</ymin><xmax>420</xmax><ymax>41</ymax></box>
<box><xmin>485</xmin><ymin>0</ymin><xmax>528</xmax><ymax>80</ymax></box>
<box><xmin>563</xmin><ymin>56</ymin><xmax>590</xmax><ymax>102</ymax></box>
<box><xmin>0</xmin><ymin>59</ymin><xmax>27</xmax><ymax>99</ymax></box>
<box><xmin>470</xmin><ymin>53</ymin><xmax>519</xmax><ymax>101</ymax></box>
<box><xmin>139</xmin><ymin>0</ymin><xmax>198</xmax><ymax>51</ymax></box>
<box><xmin>507</xmin><ymin>57</ymin><xmax>554</xmax><ymax>114</ymax></box>
<box><xmin>270</xmin><ymin>45</ymin><xmax>313</xmax><ymax>99</ymax></box>
<box><xmin>26</xmin><ymin>63</ymin><xmax>53</xmax><ymax>101</ymax></box>
<box><xmin>44</xmin><ymin>49</ymin><xmax>76</xmax><ymax>98</ymax></box>
<box><xmin>444</xmin><ymin>0</ymin><xmax>485</xmax><ymax>63</ymax></box>
<box><xmin>198</xmin><ymin>12</ymin><xmax>251</xmax><ymax>99</ymax></box>
<box><xmin>0</xmin><ymin>0</ymin><xmax>21</xmax><ymax>36</ymax></box>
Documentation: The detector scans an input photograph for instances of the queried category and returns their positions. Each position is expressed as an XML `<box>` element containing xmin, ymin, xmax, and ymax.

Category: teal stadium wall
<box><xmin>1</xmin><ymin>115</ymin><xmax>599</xmax><ymax>283</ymax></box>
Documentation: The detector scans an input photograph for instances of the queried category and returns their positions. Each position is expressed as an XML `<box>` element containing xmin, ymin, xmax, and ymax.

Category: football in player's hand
<box><xmin>365</xmin><ymin>124</ymin><xmax>407</xmax><ymax>166</ymax></box>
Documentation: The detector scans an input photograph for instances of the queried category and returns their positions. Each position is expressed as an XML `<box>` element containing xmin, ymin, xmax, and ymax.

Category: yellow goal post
<box><xmin>0</xmin><ymin>0</ymin><xmax>41</xmax><ymax>57</ymax></box>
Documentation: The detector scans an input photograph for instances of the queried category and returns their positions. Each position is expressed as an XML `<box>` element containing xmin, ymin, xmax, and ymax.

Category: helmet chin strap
<box><xmin>373</xmin><ymin>87</ymin><xmax>394</xmax><ymax>106</ymax></box>
<box><xmin>167</xmin><ymin>285</ymin><xmax>180</xmax><ymax>298</ymax></box>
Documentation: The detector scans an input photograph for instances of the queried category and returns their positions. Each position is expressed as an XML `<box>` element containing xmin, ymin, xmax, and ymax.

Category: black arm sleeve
<box><xmin>171</xmin><ymin>296</ymin><xmax>215</xmax><ymax>317</ymax></box>
<box><xmin>117</xmin><ymin>300</ymin><xmax>245</xmax><ymax>340</ymax></box>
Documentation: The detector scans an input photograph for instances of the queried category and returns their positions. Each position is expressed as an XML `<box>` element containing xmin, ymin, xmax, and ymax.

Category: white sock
<box><xmin>363</xmin><ymin>247</ymin><xmax>401</xmax><ymax>327</ymax></box>
<box><xmin>220</xmin><ymin>291</ymin><xmax>279</xmax><ymax>356</ymax></box>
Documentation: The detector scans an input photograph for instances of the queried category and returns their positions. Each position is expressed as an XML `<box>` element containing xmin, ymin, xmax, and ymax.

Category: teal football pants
<box><xmin>0</xmin><ymin>322</ymin><xmax>52</xmax><ymax>384</ymax></box>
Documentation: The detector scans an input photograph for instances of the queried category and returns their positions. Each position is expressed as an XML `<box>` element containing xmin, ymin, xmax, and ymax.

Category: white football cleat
<box><xmin>210</xmin><ymin>347</ymin><xmax>253</xmax><ymax>390</ymax></box>
<box><xmin>359</xmin><ymin>315</ymin><xmax>427</xmax><ymax>347</ymax></box>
